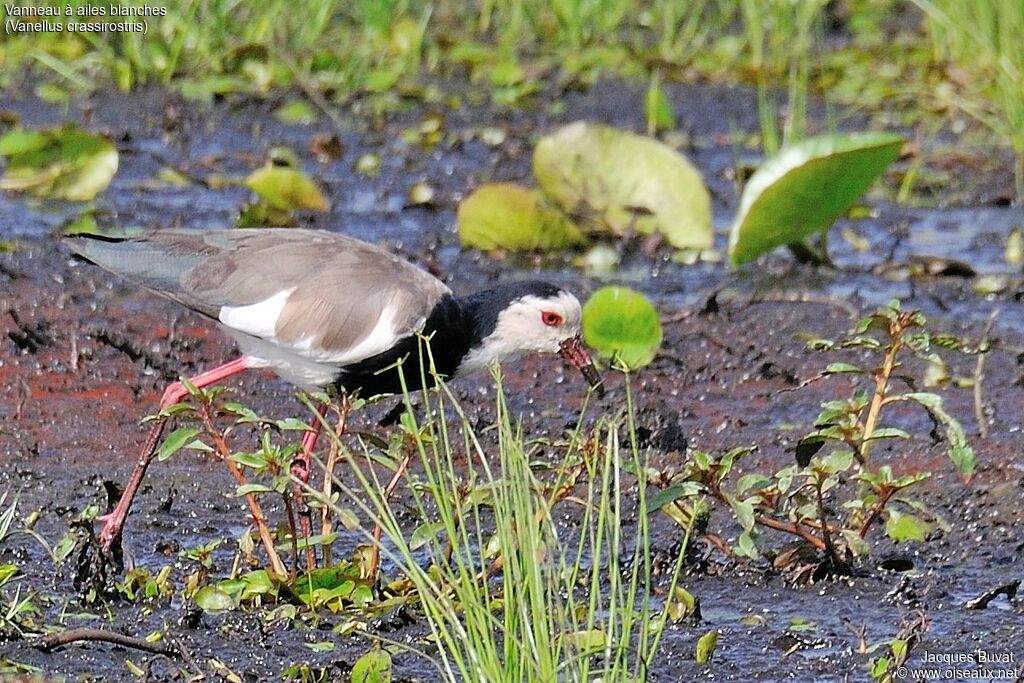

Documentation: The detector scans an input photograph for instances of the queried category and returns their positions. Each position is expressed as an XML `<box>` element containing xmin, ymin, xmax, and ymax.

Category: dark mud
<box><xmin>1</xmin><ymin>81</ymin><xmax>1023</xmax><ymax>681</ymax></box>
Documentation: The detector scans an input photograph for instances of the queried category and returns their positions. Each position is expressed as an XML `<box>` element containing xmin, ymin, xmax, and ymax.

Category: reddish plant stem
<box><xmin>321</xmin><ymin>396</ymin><xmax>350</xmax><ymax>566</ymax></box>
<box><xmin>34</xmin><ymin>628</ymin><xmax>179</xmax><ymax>656</ymax></box>
<box><xmin>859</xmin><ymin>319</ymin><xmax>906</xmax><ymax>463</ymax></box>
<box><xmin>754</xmin><ymin>514</ymin><xmax>827</xmax><ymax>551</ymax></box>
<box><xmin>368</xmin><ymin>447</ymin><xmax>414</xmax><ymax>580</ymax></box>
<box><xmin>858</xmin><ymin>487</ymin><xmax>896</xmax><ymax>539</ymax></box>
<box><xmin>200</xmin><ymin>404</ymin><xmax>288</xmax><ymax>579</ymax></box>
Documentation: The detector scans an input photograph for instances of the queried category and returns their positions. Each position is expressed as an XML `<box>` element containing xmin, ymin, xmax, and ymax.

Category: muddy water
<box><xmin>1</xmin><ymin>82</ymin><xmax>1022</xmax><ymax>681</ymax></box>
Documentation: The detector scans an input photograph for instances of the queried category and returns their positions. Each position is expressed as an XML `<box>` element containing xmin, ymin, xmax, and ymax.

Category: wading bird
<box><xmin>67</xmin><ymin>228</ymin><xmax>603</xmax><ymax>559</ymax></box>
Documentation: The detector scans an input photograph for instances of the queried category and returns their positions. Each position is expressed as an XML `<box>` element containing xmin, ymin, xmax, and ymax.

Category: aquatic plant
<box><xmin>729</xmin><ymin>132</ymin><xmax>903</xmax><ymax>266</ymax></box>
<box><xmin>738</xmin><ymin>0</ymin><xmax>827</xmax><ymax>155</ymax></box>
<box><xmin>913</xmin><ymin>0</ymin><xmax>1024</xmax><ymax>202</ymax></box>
<box><xmin>645</xmin><ymin>301</ymin><xmax>973</xmax><ymax>580</ymax></box>
<box><xmin>0</xmin><ymin>492</ymin><xmax>41</xmax><ymax>645</ymax></box>
<box><xmin>0</xmin><ymin>126</ymin><xmax>118</xmax><ymax>201</ymax></box>
<box><xmin>308</xmin><ymin>366</ymin><xmax>690</xmax><ymax>682</ymax></box>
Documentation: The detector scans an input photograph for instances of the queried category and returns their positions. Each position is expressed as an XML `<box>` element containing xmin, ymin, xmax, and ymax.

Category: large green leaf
<box><xmin>728</xmin><ymin>132</ymin><xmax>903</xmax><ymax>265</ymax></box>
<box><xmin>533</xmin><ymin>122</ymin><xmax>712</xmax><ymax>249</ymax></box>
<box><xmin>0</xmin><ymin>126</ymin><xmax>118</xmax><ymax>201</ymax></box>
<box><xmin>582</xmin><ymin>286</ymin><xmax>662</xmax><ymax>370</ymax></box>
<box><xmin>457</xmin><ymin>182</ymin><xmax>584</xmax><ymax>251</ymax></box>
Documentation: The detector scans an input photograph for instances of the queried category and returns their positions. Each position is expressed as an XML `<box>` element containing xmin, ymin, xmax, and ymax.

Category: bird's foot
<box><xmin>95</xmin><ymin>514</ymin><xmax>125</xmax><ymax>560</ymax></box>
<box><xmin>68</xmin><ymin>517</ymin><xmax>124</xmax><ymax>599</ymax></box>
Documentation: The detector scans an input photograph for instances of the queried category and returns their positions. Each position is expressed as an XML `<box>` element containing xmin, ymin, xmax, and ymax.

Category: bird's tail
<box><xmin>64</xmin><ymin>233</ymin><xmax>201</xmax><ymax>294</ymax></box>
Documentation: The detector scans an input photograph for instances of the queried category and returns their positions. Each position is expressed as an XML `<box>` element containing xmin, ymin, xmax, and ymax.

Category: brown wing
<box><xmin>68</xmin><ymin>228</ymin><xmax>450</xmax><ymax>361</ymax></box>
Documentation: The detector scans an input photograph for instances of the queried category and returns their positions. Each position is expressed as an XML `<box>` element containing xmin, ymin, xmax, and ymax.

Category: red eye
<box><xmin>541</xmin><ymin>311</ymin><xmax>563</xmax><ymax>327</ymax></box>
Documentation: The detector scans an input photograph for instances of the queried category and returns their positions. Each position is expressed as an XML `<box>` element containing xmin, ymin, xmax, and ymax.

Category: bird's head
<box><xmin>461</xmin><ymin>282</ymin><xmax>604</xmax><ymax>395</ymax></box>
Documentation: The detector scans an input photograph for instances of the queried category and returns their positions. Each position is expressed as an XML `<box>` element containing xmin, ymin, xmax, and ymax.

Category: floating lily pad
<box><xmin>457</xmin><ymin>182</ymin><xmax>584</xmax><ymax>252</ymax></box>
<box><xmin>582</xmin><ymin>286</ymin><xmax>662</xmax><ymax>370</ymax></box>
<box><xmin>728</xmin><ymin>132</ymin><xmax>903</xmax><ymax>265</ymax></box>
<box><xmin>533</xmin><ymin>122</ymin><xmax>711</xmax><ymax>249</ymax></box>
<box><xmin>244</xmin><ymin>164</ymin><xmax>330</xmax><ymax>212</ymax></box>
<box><xmin>0</xmin><ymin>125</ymin><xmax>118</xmax><ymax>201</ymax></box>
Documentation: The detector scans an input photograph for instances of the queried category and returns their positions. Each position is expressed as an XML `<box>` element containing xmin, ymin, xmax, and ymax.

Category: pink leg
<box><xmin>292</xmin><ymin>402</ymin><xmax>328</xmax><ymax>481</ymax></box>
<box><xmin>98</xmin><ymin>356</ymin><xmax>252</xmax><ymax>554</ymax></box>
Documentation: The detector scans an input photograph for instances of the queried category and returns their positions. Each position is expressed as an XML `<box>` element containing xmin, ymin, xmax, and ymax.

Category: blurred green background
<box><xmin>2</xmin><ymin>0</ymin><xmax>1022</xmax><ymax>198</ymax></box>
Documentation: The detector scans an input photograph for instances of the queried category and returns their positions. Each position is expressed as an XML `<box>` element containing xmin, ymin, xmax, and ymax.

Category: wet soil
<box><xmin>1</xmin><ymin>80</ymin><xmax>1023</xmax><ymax>681</ymax></box>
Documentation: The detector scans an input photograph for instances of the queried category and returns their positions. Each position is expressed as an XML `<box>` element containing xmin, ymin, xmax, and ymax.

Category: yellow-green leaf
<box><xmin>0</xmin><ymin>126</ymin><xmax>118</xmax><ymax>201</ymax></box>
<box><xmin>695</xmin><ymin>629</ymin><xmax>719</xmax><ymax>664</ymax></box>
<box><xmin>457</xmin><ymin>182</ymin><xmax>584</xmax><ymax>252</ymax></box>
<box><xmin>533</xmin><ymin>122</ymin><xmax>712</xmax><ymax>249</ymax></box>
<box><xmin>351</xmin><ymin>647</ymin><xmax>392</xmax><ymax>683</ymax></box>
<box><xmin>244</xmin><ymin>165</ymin><xmax>330</xmax><ymax>212</ymax></box>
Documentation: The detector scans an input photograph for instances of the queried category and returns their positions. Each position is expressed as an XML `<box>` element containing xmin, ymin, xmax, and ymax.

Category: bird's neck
<box><xmin>415</xmin><ymin>293</ymin><xmax>484</xmax><ymax>377</ymax></box>
<box><xmin>450</xmin><ymin>287</ymin><xmax>518</xmax><ymax>376</ymax></box>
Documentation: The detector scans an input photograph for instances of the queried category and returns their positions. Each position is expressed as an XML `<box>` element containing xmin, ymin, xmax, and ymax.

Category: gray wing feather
<box><xmin>66</xmin><ymin>229</ymin><xmax>451</xmax><ymax>352</ymax></box>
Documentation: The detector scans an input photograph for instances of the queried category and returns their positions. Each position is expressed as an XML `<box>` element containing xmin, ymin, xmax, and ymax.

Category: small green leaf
<box><xmin>735</xmin><ymin>473</ymin><xmax>771</xmax><ymax>495</ymax></box>
<box><xmin>885</xmin><ymin>510</ymin><xmax>928</xmax><ymax>543</ymax></box>
<box><xmin>820</xmin><ymin>449</ymin><xmax>855</xmax><ymax>474</ymax></box>
<box><xmin>824</xmin><ymin>362</ymin><xmax>862</xmax><ymax>374</ymax></box>
<box><xmin>351</xmin><ymin>647</ymin><xmax>392</xmax><ymax>683</ymax></box>
<box><xmin>1006</xmin><ymin>227</ymin><xmax>1023</xmax><ymax>266</ymax></box>
<box><xmin>193</xmin><ymin>586</ymin><xmax>235</xmax><ymax>613</ymax></box>
<box><xmin>244</xmin><ymin>165</ymin><xmax>330</xmax><ymax>212</ymax></box>
<box><xmin>664</xmin><ymin>586</ymin><xmax>699</xmax><ymax>622</ymax></box>
<box><xmin>457</xmin><ymin>182</ymin><xmax>583</xmax><ymax>252</ymax></box>
<box><xmin>236</xmin><ymin>483</ymin><xmax>274</xmax><ymax>496</ymax></box>
<box><xmin>410</xmin><ymin>521</ymin><xmax>446</xmax><ymax>550</ymax></box>
<box><xmin>644</xmin><ymin>74</ymin><xmax>675</xmax><ymax>134</ymax></box>
<box><xmin>156</xmin><ymin>428</ymin><xmax>202</xmax><ymax>462</ymax></box>
<box><xmin>276</xmin><ymin>417</ymin><xmax>312</xmax><ymax>431</ymax></box>
<box><xmin>729</xmin><ymin>497</ymin><xmax>756</xmax><ymax>532</ymax></box>
<box><xmin>729</xmin><ymin>132</ymin><xmax>903</xmax><ymax>265</ymax></box>
<box><xmin>0</xmin><ymin>563</ymin><xmax>18</xmax><ymax>583</ymax></box>
<box><xmin>231</xmin><ymin>452</ymin><xmax>269</xmax><ymax>469</ymax></box>
<box><xmin>695</xmin><ymin>630</ymin><xmax>719</xmax><ymax>664</ymax></box>
<box><xmin>582</xmin><ymin>286</ymin><xmax>662</xmax><ymax>370</ymax></box>
<box><xmin>899</xmin><ymin>392</ymin><xmax>975</xmax><ymax>477</ymax></box>
<box><xmin>274</xmin><ymin>99</ymin><xmax>317</xmax><ymax>125</ymax></box>
<box><xmin>645</xmin><ymin>483</ymin><xmax>702</xmax><ymax>513</ymax></box>
<box><xmin>866</xmin><ymin>427</ymin><xmax>911</xmax><ymax>441</ymax></box>
<box><xmin>558</xmin><ymin>629</ymin><xmax>606</xmax><ymax>652</ymax></box>
<box><xmin>223</xmin><ymin>402</ymin><xmax>259</xmax><ymax>421</ymax></box>
<box><xmin>0</xmin><ymin>129</ymin><xmax>48</xmax><ymax>156</ymax></box>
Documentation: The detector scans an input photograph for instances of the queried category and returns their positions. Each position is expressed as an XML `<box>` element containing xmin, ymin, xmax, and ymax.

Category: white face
<box><xmin>458</xmin><ymin>290</ymin><xmax>583</xmax><ymax>374</ymax></box>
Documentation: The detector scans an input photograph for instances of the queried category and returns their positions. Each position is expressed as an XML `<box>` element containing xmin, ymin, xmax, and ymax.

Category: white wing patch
<box><xmin>220</xmin><ymin>289</ymin><xmax>414</xmax><ymax>385</ymax></box>
<box><xmin>291</xmin><ymin>306</ymin><xmax>408</xmax><ymax>365</ymax></box>
<box><xmin>218</xmin><ymin>288</ymin><xmax>295</xmax><ymax>340</ymax></box>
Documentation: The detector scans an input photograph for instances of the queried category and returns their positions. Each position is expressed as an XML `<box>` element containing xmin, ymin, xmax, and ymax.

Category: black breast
<box><xmin>332</xmin><ymin>294</ymin><xmax>474</xmax><ymax>397</ymax></box>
